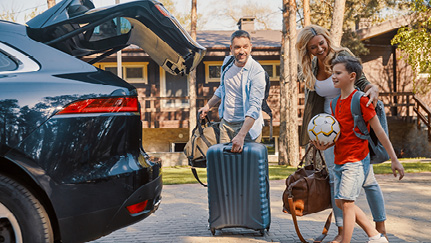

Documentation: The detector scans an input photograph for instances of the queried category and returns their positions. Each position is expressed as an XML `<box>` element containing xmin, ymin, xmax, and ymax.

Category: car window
<box><xmin>0</xmin><ymin>49</ymin><xmax>19</xmax><ymax>72</ymax></box>
<box><xmin>90</xmin><ymin>17</ymin><xmax>132</xmax><ymax>42</ymax></box>
<box><xmin>0</xmin><ymin>43</ymin><xmax>40</xmax><ymax>74</ymax></box>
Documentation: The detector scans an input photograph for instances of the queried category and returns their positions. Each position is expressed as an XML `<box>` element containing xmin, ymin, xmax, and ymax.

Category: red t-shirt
<box><xmin>331</xmin><ymin>90</ymin><xmax>376</xmax><ymax>165</ymax></box>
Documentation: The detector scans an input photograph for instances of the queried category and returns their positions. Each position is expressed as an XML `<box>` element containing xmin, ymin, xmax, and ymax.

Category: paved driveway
<box><xmin>90</xmin><ymin>173</ymin><xmax>431</xmax><ymax>243</ymax></box>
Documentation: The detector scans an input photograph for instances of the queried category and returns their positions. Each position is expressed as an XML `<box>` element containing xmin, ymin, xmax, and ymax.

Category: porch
<box><xmin>142</xmin><ymin>92</ymin><xmax>431</xmax><ymax>166</ymax></box>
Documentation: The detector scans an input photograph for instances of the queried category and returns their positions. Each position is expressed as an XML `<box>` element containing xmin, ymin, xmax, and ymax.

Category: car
<box><xmin>0</xmin><ymin>0</ymin><xmax>205</xmax><ymax>242</ymax></box>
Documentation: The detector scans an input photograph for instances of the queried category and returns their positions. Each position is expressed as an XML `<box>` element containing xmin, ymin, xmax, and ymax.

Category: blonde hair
<box><xmin>296</xmin><ymin>25</ymin><xmax>351</xmax><ymax>90</ymax></box>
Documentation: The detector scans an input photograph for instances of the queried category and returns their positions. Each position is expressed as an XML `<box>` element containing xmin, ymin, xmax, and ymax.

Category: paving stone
<box><xmin>90</xmin><ymin>173</ymin><xmax>431</xmax><ymax>243</ymax></box>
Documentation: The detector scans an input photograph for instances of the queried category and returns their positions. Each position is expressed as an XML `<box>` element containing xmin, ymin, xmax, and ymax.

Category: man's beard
<box><xmin>235</xmin><ymin>54</ymin><xmax>248</xmax><ymax>64</ymax></box>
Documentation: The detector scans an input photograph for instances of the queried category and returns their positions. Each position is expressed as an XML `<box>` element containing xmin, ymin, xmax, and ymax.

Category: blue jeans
<box><xmin>324</xmin><ymin>147</ymin><xmax>386</xmax><ymax>227</ymax></box>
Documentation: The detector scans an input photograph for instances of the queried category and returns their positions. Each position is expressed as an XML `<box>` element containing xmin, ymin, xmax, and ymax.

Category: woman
<box><xmin>296</xmin><ymin>25</ymin><xmax>386</xmax><ymax>242</ymax></box>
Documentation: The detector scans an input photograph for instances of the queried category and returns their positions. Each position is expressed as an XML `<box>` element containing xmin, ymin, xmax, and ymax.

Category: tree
<box><xmin>0</xmin><ymin>3</ymin><xmax>42</xmax><ymax>23</ymax></box>
<box><xmin>305</xmin><ymin>0</ymin><xmax>409</xmax><ymax>56</ymax></box>
<box><xmin>330</xmin><ymin>0</ymin><xmax>346</xmax><ymax>46</ymax></box>
<box><xmin>188</xmin><ymin>0</ymin><xmax>198</xmax><ymax>137</ymax></box>
<box><xmin>391</xmin><ymin>0</ymin><xmax>431</xmax><ymax>94</ymax></box>
<box><xmin>163</xmin><ymin>0</ymin><xmax>207</xmax><ymax>30</ymax></box>
<box><xmin>47</xmin><ymin>0</ymin><xmax>56</xmax><ymax>9</ymax></box>
<box><xmin>279</xmin><ymin>0</ymin><xmax>298</xmax><ymax>166</ymax></box>
<box><xmin>217</xmin><ymin>0</ymin><xmax>278</xmax><ymax>30</ymax></box>
<box><xmin>303</xmin><ymin>0</ymin><xmax>310</xmax><ymax>26</ymax></box>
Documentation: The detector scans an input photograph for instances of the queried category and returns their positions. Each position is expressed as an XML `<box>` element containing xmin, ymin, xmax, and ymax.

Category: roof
<box><xmin>356</xmin><ymin>14</ymin><xmax>413</xmax><ymax>41</ymax></box>
<box><xmin>196</xmin><ymin>30</ymin><xmax>282</xmax><ymax>48</ymax></box>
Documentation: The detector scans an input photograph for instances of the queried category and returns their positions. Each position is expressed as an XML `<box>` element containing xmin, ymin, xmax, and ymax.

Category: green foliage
<box><xmin>162</xmin><ymin>162</ymin><xmax>431</xmax><ymax>185</ymax></box>
<box><xmin>391</xmin><ymin>0</ymin><xmax>431</xmax><ymax>94</ymax></box>
<box><xmin>373</xmin><ymin>162</ymin><xmax>431</xmax><ymax>173</ymax></box>
<box><xmin>300</xmin><ymin>0</ymin><xmax>410</xmax><ymax>56</ymax></box>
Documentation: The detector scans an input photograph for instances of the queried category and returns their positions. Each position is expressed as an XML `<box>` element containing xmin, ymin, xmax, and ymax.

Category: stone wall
<box><xmin>388</xmin><ymin>117</ymin><xmax>431</xmax><ymax>158</ymax></box>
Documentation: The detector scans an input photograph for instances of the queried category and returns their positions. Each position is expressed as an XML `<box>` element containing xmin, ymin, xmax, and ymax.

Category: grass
<box><xmin>162</xmin><ymin>161</ymin><xmax>431</xmax><ymax>185</ymax></box>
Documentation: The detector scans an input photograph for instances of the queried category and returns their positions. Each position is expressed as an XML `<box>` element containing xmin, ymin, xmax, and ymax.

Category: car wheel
<box><xmin>0</xmin><ymin>174</ymin><xmax>53</xmax><ymax>243</ymax></box>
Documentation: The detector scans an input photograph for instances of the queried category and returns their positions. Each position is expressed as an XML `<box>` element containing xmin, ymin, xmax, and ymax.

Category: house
<box><xmin>88</xmin><ymin>15</ymin><xmax>425</xmax><ymax>165</ymax></box>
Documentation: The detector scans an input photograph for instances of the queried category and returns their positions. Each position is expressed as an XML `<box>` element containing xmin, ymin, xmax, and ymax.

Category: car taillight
<box><xmin>58</xmin><ymin>97</ymin><xmax>139</xmax><ymax>114</ymax></box>
<box><xmin>126</xmin><ymin>200</ymin><xmax>149</xmax><ymax>214</ymax></box>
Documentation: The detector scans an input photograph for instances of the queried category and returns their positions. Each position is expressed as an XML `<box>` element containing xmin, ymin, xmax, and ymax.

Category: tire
<box><xmin>0</xmin><ymin>174</ymin><xmax>54</xmax><ymax>243</ymax></box>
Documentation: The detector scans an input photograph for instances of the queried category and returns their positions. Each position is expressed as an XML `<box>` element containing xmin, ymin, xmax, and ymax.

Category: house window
<box><xmin>258</xmin><ymin>60</ymin><xmax>280</xmax><ymax>81</ymax></box>
<box><xmin>204</xmin><ymin>61</ymin><xmax>223</xmax><ymax>83</ymax></box>
<box><xmin>95</xmin><ymin>62</ymin><xmax>148</xmax><ymax>84</ymax></box>
<box><xmin>160</xmin><ymin>67</ymin><xmax>189</xmax><ymax>108</ymax></box>
<box><xmin>171</xmin><ymin>142</ymin><xmax>187</xmax><ymax>152</ymax></box>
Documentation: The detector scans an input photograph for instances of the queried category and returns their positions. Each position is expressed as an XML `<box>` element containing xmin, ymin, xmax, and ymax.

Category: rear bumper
<box><xmin>56</xmin><ymin>168</ymin><xmax>163</xmax><ymax>243</ymax></box>
<box><xmin>107</xmin><ymin>173</ymin><xmax>163</xmax><ymax>231</ymax></box>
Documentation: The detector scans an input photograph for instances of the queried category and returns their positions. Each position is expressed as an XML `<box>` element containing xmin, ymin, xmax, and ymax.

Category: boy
<box><xmin>313</xmin><ymin>55</ymin><xmax>404</xmax><ymax>243</ymax></box>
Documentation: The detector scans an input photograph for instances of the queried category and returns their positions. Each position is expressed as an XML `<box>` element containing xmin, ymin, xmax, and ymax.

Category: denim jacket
<box><xmin>214</xmin><ymin>55</ymin><xmax>266</xmax><ymax>140</ymax></box>
<box><xmin>299</xmin><ymin>50</ymin><xmax>371</xmax><ymax>146</ymax></box>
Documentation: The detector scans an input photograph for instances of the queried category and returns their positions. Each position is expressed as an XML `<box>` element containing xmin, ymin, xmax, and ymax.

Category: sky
<box><xmin>1</xmin><ymin>0</ymin><xmax>283</xmax><ymax>30</ymax></box>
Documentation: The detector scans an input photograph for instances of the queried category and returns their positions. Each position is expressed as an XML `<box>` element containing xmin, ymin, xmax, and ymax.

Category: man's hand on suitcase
<box><xmin>231</xmin><ymin>134</ymin><xmax>245</xmax><ymax>153</ymax></box>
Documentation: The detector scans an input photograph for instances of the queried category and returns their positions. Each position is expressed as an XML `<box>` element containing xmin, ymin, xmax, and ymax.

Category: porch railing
<box><xmin>140</xmin><ymin>92</ymin><xmax>428</xmax><ymax>139</ymax></box>
<box><xmin>413</xmin><ymin>95</ymin><xmax>431</xmax><ymax>141</ymax></box>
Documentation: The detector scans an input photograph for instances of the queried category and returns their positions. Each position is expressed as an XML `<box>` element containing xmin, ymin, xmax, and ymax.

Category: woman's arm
<box><xmin>364</xmin><ymin>83</ymin><xmax>379</xmax><ymax>107</ymax></box>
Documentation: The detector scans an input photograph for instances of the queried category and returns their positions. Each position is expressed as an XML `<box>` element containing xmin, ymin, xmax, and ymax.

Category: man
<box><xmin>198</xmin><ymin>30</ymin><xmax>266</xmax><ymax>153</ymax></box>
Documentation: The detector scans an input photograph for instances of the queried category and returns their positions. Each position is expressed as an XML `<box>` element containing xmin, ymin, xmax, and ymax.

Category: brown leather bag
<box><xmin>282</xmin><ymin>144</ymin><xmax>332</xmax><ymax>243</ymax></box>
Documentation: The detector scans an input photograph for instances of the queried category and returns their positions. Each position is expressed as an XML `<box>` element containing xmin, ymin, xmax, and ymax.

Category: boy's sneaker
<box><xmin>366</xmin><ymin>234</ymin><xmax>388</xmax><ymax>243</ymax></box>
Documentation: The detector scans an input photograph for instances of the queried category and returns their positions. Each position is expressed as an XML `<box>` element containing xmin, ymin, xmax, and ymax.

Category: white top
<box><xmin>314</xmin><ymin>76</ymin><xmax>340</xmax><ymax>114</ymax></box>
<box><xmin>223</xmin><ymin>64</ymin><xmax>244</xmax><ymax>122</ymax></box>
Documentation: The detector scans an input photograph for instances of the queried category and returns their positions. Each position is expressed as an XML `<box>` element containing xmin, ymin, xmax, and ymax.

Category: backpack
<box><xmin>331</xmin><ymin>90</ymin><xmax>390</xmax><ymax>164</ymax></box>
<box><xmin>221</xmin><ymin>56</ymin><xmax>273</xmax><ymax>139</ymax></box>
<box><xmin>184</xmin><ymin>113</ymin><xmax>220</xmax><ymax>186</ymax></box>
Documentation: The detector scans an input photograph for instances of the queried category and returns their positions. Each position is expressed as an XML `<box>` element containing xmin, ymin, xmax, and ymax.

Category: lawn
<box><xmin>162</xmin><ymin>160</ymin><xmax>431</xmax><ymax>185</ymax></box>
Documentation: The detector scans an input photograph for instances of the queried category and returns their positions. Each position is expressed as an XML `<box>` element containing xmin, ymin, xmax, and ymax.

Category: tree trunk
<box><xmin>47</xmin><ymin>0</ymin><xmax>56</xmax><ymax>8</ymax></box>
<box><xmin>287</xmin><ymin>0</ymin><xmax>299</xmax><ymax>167</ymax></box>
<box><xmin>188</xmin><ymin>0</ymin><xmax>198</xmax><ymax>138</ymax></box>
<box><xmin>330</xmin><ymin>0</ymin><xmax>346</xmax><ymax>46</ymax></box>
<box><xmin>280</xmin><ymin>0</ymin><xmax>299</xmax><ymax>166</ymax></box>
<box><xmin>303</xmin><ymin>0</ymin><xmax>310</xmax><ymax>26</ymax></box>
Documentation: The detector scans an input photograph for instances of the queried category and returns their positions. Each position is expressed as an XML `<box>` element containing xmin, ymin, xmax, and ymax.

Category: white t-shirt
<box><xmin>223</xmin><ymin>64</ymin><xmax>244</xmax><ymax>122</ymax></box>
<box><xmin>314</xmin><ymin>76</ymin><xmax>340</xmax><ymax>114</ymax></box>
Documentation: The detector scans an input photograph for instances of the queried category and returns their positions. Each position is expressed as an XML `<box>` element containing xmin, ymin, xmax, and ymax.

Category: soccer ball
<box><xmin>307</xmin><ymin>113</ymin><xmax>341</xmax><ymax>144</ymax></box>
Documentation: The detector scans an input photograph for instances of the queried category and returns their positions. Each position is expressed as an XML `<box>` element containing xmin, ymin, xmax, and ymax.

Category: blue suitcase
<box><xmin>206</xmin><ymin>142</ymin><xmax>270</xmax><ymax>235</ymax></box>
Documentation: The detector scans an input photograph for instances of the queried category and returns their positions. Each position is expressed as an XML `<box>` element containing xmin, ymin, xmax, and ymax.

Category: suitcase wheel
<box><xmin>210</xmin><ymin>228</ymin><xmax>216</xmax><ymax>235</ymax></box>
<box><xmin>259</xmin><ymin>229</ymin><xmax>265</xmax><ymax>236</ymax></box>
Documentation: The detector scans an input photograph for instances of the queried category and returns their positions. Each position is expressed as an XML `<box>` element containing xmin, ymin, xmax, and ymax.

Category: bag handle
<box><xmin>288</xmin><ymin>143</ymin><xmax>331</xmax><ymax>242</ymax></box>
<box><xmin>298</xmin><ymin>143</ymin><xmax>326</xmax><ymax>168</ymax></box>
<box><xmin>288</xmin><ymin>197</ymin><xmax>332</xmax><ymax>243</ymax></box>
<box><xmin>191</xmin><ymin>168</ymin><xmax>207</xmax><ymax>187</ymax></box>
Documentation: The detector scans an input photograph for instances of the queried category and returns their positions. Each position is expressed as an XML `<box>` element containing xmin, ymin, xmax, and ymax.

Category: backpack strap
<box><xmin>221</xmin><ymin>56</ymin><xmax>235</xmax><ymax>72</ymax></box>
<box><xmin>331</xmin><ymin>95</ymin><xmax>340</xmax><ymax>117</ymax></box>
<box><xmin>350</xmin><ymin>90</ymin><xmax>370</xmax><ymax>140</ymax></box>
<box><xmin>262</xmin><ymin>71</ymin><xmax>273</xmax><ymax>139</ymax></box>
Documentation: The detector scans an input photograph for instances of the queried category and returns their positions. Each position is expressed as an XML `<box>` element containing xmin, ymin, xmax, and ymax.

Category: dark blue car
<box><xmin>0</xmin><ymin>0</ymin><xmax>205</xmax><ymax>242</ymax></box>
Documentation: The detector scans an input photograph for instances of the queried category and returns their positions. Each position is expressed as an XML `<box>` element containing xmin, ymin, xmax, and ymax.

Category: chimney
<box><xmin>237</xmin><ymin>17</ymin><xmax>256</xmax><ymax>32</ymax></box>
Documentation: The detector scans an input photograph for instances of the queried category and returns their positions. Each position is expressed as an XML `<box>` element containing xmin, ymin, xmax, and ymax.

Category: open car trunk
<box><xmin>26</xmin><ymin>0</ymin><xmax>205</xmax><ymax>75</ymax></box>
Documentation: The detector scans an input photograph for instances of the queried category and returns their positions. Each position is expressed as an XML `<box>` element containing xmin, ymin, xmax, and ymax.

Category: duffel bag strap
<box><xmin>191</xmin><ymin>168</ymin><xmax>207</xmax><ymax>187</ymax></box>
<box><xmin>288</xmin><ymin>196</ymin><xmax>332</xmax><ymax>243</ymax></box>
